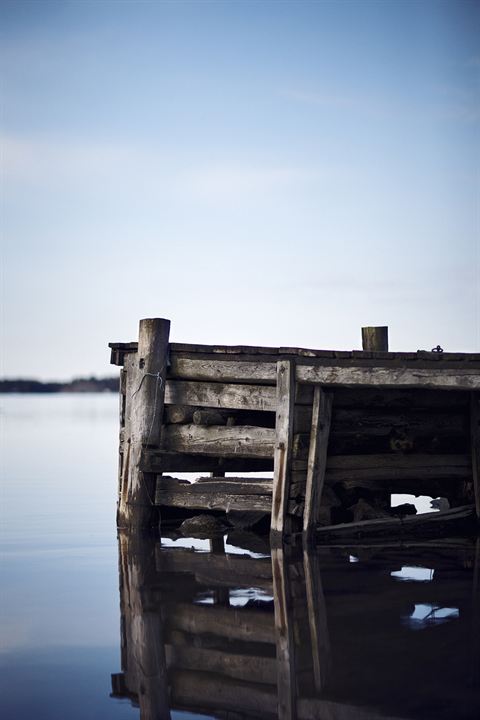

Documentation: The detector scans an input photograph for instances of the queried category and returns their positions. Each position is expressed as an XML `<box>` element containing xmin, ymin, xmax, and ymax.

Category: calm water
<box><xmin>1</xmin><ymin>395</ymin><xmax>479</xmax><ymax>719</ymax></box>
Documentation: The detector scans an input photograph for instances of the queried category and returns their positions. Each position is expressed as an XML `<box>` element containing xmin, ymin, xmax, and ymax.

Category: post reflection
<box><xmin>112</xmin><ymin>534</ymin><xmax>480</xmax><ymax>720</ymax></box>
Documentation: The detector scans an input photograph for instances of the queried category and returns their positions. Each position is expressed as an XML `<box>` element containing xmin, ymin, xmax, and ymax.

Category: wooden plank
<box><xmin>168</xmin><ymin>353</ymin><xmax>480</xmax><ymax>389</ymax></box>
<box><xmin>160</xmin><ymin>424</ymin><xmax>274</xmax><ymax>458</ymax></box>
<box><xmin>297</xmin><ymin>364</ymin><xmax>480</xmax><ymax>390</ymax></box>
<box><xmin>471</xmin><ymin>392</ymin><xmax>480</xmax><ymax>518</ymax></box>
<box><xmin>156</xmin><ymin>490</ymin><xmax>272</xmax><ymax>513</ymax></box>
<box><xmin>112</xmin><ymin>339</ymin><xmax>480</xmax><ymax>361</ymax></box>
<box><xmin>164</xmin><ymin>379</ymin><xmax>277</xmax><ymax>412</ymax></box>
<box><xmin>155</xmin><ymin>476</ymin><xmax>273</xmax><ymax>512</ymax></box>
<box><xmin>315</xmin><ymin>504</ymin><xmax>476</xmax><ymax>541</ymax></box>
<box><xmin>169</xmin><ymin>356</ymin><xmax>276</xmax><ymax>383</ymax></box>
<box><xmin>303</xmin><ymin>388</ymin><xmax>333</xmax><ymax>535</ymax></box>
<box><xmin>271</xmin><ymin>361</ymin><xmax>296</xmax><ymax>535</ymax></box>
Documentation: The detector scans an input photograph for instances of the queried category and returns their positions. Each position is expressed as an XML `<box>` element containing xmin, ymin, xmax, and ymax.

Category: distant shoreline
<box><xmin>0</xmin><ymin>377</ymin><xmax>119</xmax><ymax>393</ymax></box>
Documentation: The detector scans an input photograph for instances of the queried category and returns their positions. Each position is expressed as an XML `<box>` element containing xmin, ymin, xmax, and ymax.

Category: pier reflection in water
<box><xmin>111</xmin><ymin>534</ymin><xmax>480</xmax><ymax>720</ymax></box>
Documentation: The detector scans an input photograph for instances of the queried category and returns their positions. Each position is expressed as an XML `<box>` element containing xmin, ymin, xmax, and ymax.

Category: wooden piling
<box><xmin>362</xmin><ymin>326</ymin><xmax>389</xmax><ymax>351</ymax></box>
<box><xmin>303</xmin><ymin>387</ymin><xmax>333</xmax><ymax>537</ymax></box>
<box><xmin>118</xmin><ymin>318</ymin><xmax>170</xmax><ymax>529</ymax></box>
<box><xmin>271</xmin><ymin>360</ymin><xmax>295</xmax><ymax>536</ymax></box>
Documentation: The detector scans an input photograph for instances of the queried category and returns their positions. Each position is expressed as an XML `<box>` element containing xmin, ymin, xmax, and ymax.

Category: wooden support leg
<box><xmin>271</xmin><ymin>361</ymin><xmax>295</xmax><ymax>537</ymax></box>
<box><xmin>118</xmin><ymin>318</ymin><xmax>170</xmax><ymax>530</ymax></box>
<box><xmin>303</xmin><ymin>387</ymin><xmax>333</xmax><ymax>538</ymax></box>
<box><xmin>272</xmin><ymin>547</ymin><xmax>297</xmax><ymax>720</ymax></box>
<box><xmin>471</xmin><ymin>392</ymin><xmax>480</xmax><ymax>520</ymax></box>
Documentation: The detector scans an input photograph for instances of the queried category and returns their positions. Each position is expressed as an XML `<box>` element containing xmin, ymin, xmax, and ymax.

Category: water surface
<box><xmin>1</xmin><ymin>396</ymin><xmax>479</xmax><ymax>719</ymax></box>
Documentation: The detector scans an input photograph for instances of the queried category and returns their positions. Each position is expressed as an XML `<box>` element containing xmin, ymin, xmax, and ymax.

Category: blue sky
<box><xmin>1</xmin><ymin>0</ymin><xmax>479</xmax><ymax>379</ymax></box>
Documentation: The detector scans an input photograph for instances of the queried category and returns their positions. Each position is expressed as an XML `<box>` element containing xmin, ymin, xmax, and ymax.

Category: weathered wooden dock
<box><xmin>109</xmin><ymin>318</ymin><xmax>480</xmax><ymax>539</ymax></box>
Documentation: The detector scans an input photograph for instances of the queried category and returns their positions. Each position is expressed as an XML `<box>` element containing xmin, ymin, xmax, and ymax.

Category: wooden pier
<box><xmin>109</xmin><ymin>318</ymin><xmax>480</xmax><ymax>539</ymax></box>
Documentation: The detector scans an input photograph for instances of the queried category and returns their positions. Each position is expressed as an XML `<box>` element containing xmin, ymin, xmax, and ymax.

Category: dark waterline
<box><xmin>1</xmin><ymin>396</ymin><xmax>479</xmax><ymax>719</ymax></box>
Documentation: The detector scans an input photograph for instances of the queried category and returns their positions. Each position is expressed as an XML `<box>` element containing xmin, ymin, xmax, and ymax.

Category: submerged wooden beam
<box><xmin>315</xmin><ymin>504</ymin><xmax>477</xmax><ymax>542</ymax></box>
<box><xmin>303</xmin><ymin>387</ymin><xmax>333</xmax><ymax>536</ymax></box>
<box><xmin>271</xmin><ymin>361</ymin><xmax>295</xmax><ymax>535</ymax></box>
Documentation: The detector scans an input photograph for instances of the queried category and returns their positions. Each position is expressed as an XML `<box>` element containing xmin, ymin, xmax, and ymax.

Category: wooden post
<box><xmin>361</xmin><ymin>326</ymin><xmax>388</xmax><ymax>352</ymax></box>
<box><xmin>118</xmin><ymin>318</ymin><xmax>170</xmax><ymax>529</ymax></box>
<box><xmin>471</xmin><ymin>392</ymin><xmax>480</xmax><ymax>520</ymax></box>
<box><xmin>271</xmin><ymin>360</ymin><xmax>295</xmax><ymax>536</ymax></box>
<box><xmin>303</xmin><ymin>387</ymin><xmax>333</xmax><ymax>537</ymax></box>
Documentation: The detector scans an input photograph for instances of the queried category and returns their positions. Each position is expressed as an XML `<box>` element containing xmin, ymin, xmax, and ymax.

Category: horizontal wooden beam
<box><xmin>165</xmin><ymin>380</ymin><xmax>277</xmax><ymax>412</ymax></box>
<box><xmin>168</xmin><ymin>355</ymin><xmax>480</xmax><ymax>390</ymax></box>
<box><xmin>297</xmin><ymin>365</ymin><xmax>480</xmax><ymax>390</ymax></box>
<box><xmin>169</xmin><ymin>356</ymin><xmax>276</xmax><ymax>383</ymax></box>
<box><xmin>160</xmin><ymin>424</ymin><xmax>275</xmax><ymax>458</ymax></box>
<box><xmin>156</xmin><ymin>493</ymin><xmax>271</xmax><ymax>515</ymax></box>
<box><xmin>112</xmin><ymin>339</ymin><xmax>480</xmax><ymax>362</ymax></box>
<box><xmin>155</xmin><ymin>477</ymin><xmax>272</xmax><ymax>512</ymax></box>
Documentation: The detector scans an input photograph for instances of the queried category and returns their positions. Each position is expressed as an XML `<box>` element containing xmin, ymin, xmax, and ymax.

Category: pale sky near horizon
<box><xmin>1</xmin><ymin>0</ymin><xmax>479</xmax><ymax>380</ymax></box>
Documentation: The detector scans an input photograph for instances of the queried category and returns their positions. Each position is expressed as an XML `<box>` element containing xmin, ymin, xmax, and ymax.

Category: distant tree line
<box><xmin>0</xmin><ymin>377</ymin><xmax>119</xmax><ymax>393</ymax></box>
